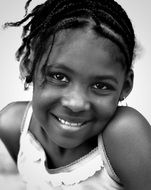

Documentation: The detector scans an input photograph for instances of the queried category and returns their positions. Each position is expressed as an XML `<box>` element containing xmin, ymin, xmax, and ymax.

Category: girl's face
<box><xmin>32</xmin><ymin>29</ymin><xmax>132</xmax><ymax>148</ymax></box>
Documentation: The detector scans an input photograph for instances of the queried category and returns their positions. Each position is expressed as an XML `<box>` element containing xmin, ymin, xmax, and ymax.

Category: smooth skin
<box><xmin>0</xmin><ymin>28</ymin><xmax>151</xmax><ymax>189</ymax></box>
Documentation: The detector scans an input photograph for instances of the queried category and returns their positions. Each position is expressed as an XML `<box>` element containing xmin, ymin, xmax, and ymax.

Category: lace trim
<box><xmin>44</xmin><ymin>154</ymin><xmax>104</xmax><ymax>186</ymax></box>
<box><xmin>18</xmin><ymin>132</ymin><xmax>104</xmax><ymax>187</ymax></box>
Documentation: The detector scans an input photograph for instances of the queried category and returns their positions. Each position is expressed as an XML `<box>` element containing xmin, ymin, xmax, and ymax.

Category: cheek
<box><xmin>32</xmin><ymin>87</ymin><xmax>61</xmax><ymax>122</ymax></box>
<box><xmin>33</xmin><ymin>86</ymin><xmax>60</xmax><ymax>107</ymax></box>
<box><xmin>94</xmin><ymin>97</ymin><xmax>119</xmax><ymax>121</ymax></box>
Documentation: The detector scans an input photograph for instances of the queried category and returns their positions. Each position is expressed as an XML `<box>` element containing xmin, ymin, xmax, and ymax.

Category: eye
<box><xmin>53</xmin><ymin>73</ymin><xmax>68</xmax><ymax>82</ymax></box>
<box><xmin>46</xmin><ymin>72</ymin><xmax>69</xmax><ymax>84</ymax></box>
<box><xmin>92</xmin><ymin>82</ymin><xmax>115</xmax><ymax>92</ymax></box>
<box><xmin>93</xmin><ymin>82</ymin><xmax>108</xmax><ymax>90</ymax></box>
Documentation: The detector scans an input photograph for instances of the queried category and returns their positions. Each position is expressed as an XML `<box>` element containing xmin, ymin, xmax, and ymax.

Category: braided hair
<box><xmin>4</xmin><ymin>0</ymin><xmax>136</xmax><ymax>87</ymax></box>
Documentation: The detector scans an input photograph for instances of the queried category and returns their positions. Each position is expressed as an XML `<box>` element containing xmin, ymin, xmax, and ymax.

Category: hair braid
<box><xmin>4</xmin><ymin>0</ymin><xmax>136</xmax><ymax>86</ymax></box>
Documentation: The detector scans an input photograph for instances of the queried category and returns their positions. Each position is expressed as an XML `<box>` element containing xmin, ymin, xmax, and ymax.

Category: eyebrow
<box><xmin>46</xmin><ymin>64</ymin><xmax>74</xmax><ymax>73</ymax></box>
<box><xmin>93</xmin><ymin>75</ymin><xmax>119</xmax><ymax>84</ymax></box>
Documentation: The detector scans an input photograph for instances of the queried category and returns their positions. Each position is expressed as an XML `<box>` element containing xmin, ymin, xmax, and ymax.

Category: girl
<box><xmin>1</xmin><ymin>0</ymin><xmax>151</xmax><ymax>189</ymax></box>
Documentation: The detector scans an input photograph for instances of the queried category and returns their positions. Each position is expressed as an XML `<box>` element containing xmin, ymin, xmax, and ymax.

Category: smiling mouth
<box><xmin>58</xmin><ymin>117</ymin><xmax>83</xmax><ymax>127</ymax></box>
<box><xmin>52</xmin><ymin>114</ymin><xmax>91</xmax><ymax>131</ymax></box>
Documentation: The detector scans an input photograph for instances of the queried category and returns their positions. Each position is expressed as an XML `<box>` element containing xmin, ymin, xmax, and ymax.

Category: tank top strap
<box><xmin>98</xmin><ymin>133</ymin><xmax>121</xmax><ymax>184</ymax></box>
<box><xmin>20</xmin><ymin>102</ymin><xmax>33</xmax><ymax>135</ymax></box>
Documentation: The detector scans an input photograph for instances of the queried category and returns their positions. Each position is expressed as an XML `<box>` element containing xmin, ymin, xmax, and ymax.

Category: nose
<box><xmin>61</xmin><ymin>86</ymin><xmax>90</xmax><ymax>112</ymax></box>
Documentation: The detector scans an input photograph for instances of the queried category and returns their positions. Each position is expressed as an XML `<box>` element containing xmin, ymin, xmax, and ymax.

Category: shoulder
<box><xmin>0</xmin><ymin>101</ymin><xmax>29</xmax><ymax>135</ymax></box>
<box><xmin>103</xmin><ymin>106</ymin><xmax>151</xmax><ymax>147</ymax></box>
<box><xmin>103</xmin><ymin>106</ymin><xmax>151</xmax><ymax>189</ymax></box>
<box><xmin>0</xmin><ymin>101</ymin><xmax>29</xmax><ymax>162</ymax></box>
<box><xmin>104</xmin><ymin>106</ymin><xmax>151</xmax><ymax>139</ymax></box>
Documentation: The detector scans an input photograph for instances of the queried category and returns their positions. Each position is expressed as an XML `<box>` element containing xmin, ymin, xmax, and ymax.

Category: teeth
<box><xmin>58</xmin><ymin>118</ymin><xmax>82</xmax><ymax>127</ymax></box>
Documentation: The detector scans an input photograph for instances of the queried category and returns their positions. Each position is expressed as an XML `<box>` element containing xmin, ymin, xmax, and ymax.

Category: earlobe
<box><xmin>120</xmin><ymin>69</ymin><xmax>134</xmax><ymax>101</ymax></box>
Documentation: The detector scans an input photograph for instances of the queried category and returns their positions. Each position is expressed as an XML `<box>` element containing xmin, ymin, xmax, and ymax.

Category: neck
<box><xmin>45</xmin><ymin>134</ymin><xmax>98</xmax><ymax>169</ymax></box>
<box><xmin>30</xmin><ymin>116</ymin><xmax>97</xmax><ymax>169</ymax></box>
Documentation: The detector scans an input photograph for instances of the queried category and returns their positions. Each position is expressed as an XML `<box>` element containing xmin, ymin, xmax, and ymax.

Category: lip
<box><xmin>51</xmin><ymin>113</ymin><xmax>94</xmax><ymax>131</ymax></box>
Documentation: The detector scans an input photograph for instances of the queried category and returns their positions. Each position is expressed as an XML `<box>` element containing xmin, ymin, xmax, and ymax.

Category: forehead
<box><xmin>37</xmin><ymin>28</ymin><xmax>126</xmax><ymax>77</ymax></box>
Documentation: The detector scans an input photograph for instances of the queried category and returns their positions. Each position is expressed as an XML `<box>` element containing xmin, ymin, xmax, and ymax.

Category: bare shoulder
<box><xmin>0</xmin><ymin>101</ymin><xmax>29</xmax><ymax>162</ymax></box>
<box><xmin>0</xmin><ymin>101</ymin><xmax>29</xmax><ymax>135</ymax></box>
<box><xmin>103</xmin><ymin>106</ymin><xmax>151</xmax><ymax>190</ymax></box>
<box><xmin>104</xmin><ymin>106</ymin><xmax>150</xmax><ymax>135</ymax></box>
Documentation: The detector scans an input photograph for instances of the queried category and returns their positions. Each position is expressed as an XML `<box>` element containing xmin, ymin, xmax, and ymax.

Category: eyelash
<box><xmin>92</xmin><ymin>82</ymin><xmax>115</xmax><ymax>91</ymax></box>
<box><xmin>46</xmin><ymin>72</ymin><xmax>69</xmax><ymax>84</ymax></box>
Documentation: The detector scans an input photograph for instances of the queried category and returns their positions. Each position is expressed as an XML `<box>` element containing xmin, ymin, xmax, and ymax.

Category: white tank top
<box><xmin>17</xmin><ymin>102</ymin><xmax>124</xmax><ymax>190</ymax></box>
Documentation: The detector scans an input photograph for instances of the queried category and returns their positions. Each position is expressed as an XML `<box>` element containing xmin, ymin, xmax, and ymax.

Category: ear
<box><xmin>119</xmin><ymin>69</ymin><xmax>134</xmax><ymax>101</ymax></box>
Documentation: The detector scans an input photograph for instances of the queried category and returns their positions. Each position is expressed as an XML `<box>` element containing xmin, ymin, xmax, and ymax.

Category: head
<box><xmin>6</xmin><ymin>0</ymin><xmax>136</xmax><ymax>148</ymax></box>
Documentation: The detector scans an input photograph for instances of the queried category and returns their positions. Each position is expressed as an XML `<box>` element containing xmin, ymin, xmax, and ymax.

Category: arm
<box><xmin>0</xmin><ymin>101</ymin><xmax>28</xmax><ymax>163</ymax></box>
<box><xmin>103</xmin><ymin>106</ymin><xmax>151</xmax><ymax>190</ymax></box>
